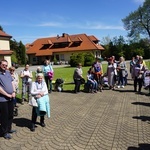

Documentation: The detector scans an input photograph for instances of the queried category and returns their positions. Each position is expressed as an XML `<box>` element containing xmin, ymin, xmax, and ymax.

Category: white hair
<box><xmin>36</xmin><ymin>73</ymin><xmax>43</xmax><ymax>78</ymax></box>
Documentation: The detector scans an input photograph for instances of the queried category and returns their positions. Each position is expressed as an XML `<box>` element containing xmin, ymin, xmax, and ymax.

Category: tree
<box><xmin>18</xmin><ymin>41</ymin><xmax>26</xmax><ymax>64</ymax></box>
<box><xmin>122</xmin><ymin>0</ymin><xmax>150</xmax><ymax>39</ymax></box>
<box><xmin>0</xmin><ymin>26</ymin><xmax>3</xmax><ymax>31</ymax></box>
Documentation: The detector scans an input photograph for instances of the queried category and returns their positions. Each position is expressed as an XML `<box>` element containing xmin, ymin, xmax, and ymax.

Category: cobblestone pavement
<box><xmin>0</xmin><ymin>69</ymin><xmax>150</xmax><ymax>150</ymax></box>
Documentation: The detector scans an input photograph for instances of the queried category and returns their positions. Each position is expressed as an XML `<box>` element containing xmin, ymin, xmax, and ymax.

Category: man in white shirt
<box><xmin>20</xmin><ymin>64</ymin><xmax>33</xmax><ymax>104</ymax></box>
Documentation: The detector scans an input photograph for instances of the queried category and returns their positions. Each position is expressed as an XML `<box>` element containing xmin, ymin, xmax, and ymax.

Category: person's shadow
<box><xmin>13</xmin><ymin>118</ymin><xmax>31</xmax><ymax>129</ymax></box>
<box><xmin>127</xmin><ymin>143</ymin><xmax>150</xmax><ymax>150</ymax></box>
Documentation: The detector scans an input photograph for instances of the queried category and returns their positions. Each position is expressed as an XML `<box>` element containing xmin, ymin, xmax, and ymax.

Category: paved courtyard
<box><xmin>0</xmin><ymin>77</ymin><xmax>150</xmax><ymax>150</ymax></box>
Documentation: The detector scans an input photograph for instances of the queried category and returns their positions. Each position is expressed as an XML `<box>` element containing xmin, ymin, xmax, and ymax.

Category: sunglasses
<box><xmin>2</xmin><ymin>64</ymin><xmax>8</xmax><ymax>67</ymax></box>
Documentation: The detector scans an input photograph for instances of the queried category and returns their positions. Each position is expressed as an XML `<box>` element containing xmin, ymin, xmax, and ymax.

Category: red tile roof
<box><xmin>0</xmin><ymin>50</ymin><xmax>13</xmax><ymax>55</ymax></box>
<box><xmin>0</xmin><ymin>30</ymin><xmax>12</xmax><ymax>38</ymax></box>
<box><xmin>26</xmin><ymin>33</ymin><xmax>104</xmax><ymax>56</ymax></box>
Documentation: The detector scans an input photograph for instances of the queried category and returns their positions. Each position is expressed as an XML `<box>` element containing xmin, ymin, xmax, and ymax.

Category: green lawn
<box><xmin>146</xmin><ymin>61</ymin><xmax>150</xmax><ymax>69</ymax></box>
<box><xmin>52</xmin><ymin>64</ymin><xmax>107</xmax><ymax>91</ymax></box>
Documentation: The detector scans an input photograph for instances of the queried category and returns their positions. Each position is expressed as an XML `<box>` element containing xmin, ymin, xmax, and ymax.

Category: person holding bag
<box><xmin>30</xmin><ymin>73</ymin><xmax>50</xmax><ymax>132</ymax></box>
<box><xmin>132</xmin><ymin>59</ymin><xmax>146</xmax><ymax>93</ymax></box>
<box><xmin>73</xmin><ymin>63</ymin><xmax>83</xmax><ymax>93</ymax></box>
<box><xmin>42</xmin><ymin>60</ymin><xmax>54</xmax><ymax>93</ymax></box>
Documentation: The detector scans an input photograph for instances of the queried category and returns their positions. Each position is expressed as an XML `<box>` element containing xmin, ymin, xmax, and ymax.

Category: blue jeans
<box><xmin>87</xmin><ymin>80</ymin><xmax>98</xmax><ymax>90</ymax></box>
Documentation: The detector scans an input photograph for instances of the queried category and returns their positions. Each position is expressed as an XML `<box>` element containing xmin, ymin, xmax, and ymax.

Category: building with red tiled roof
<box><xmin>26</xmin><ymin>33</ymin><xmax>105</xmax><ymax>65</ymax></box>
<box><xmin>0</xmin><ymin>30</ymin><xmax>13</xmax><ymax>67</ymax></box>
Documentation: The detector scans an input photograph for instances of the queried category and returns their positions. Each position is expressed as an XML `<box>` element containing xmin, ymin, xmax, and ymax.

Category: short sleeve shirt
<box><xmin>0</xmin><ymin>70</ymin><xmax>13</xmax><ymax>102</ymax></box>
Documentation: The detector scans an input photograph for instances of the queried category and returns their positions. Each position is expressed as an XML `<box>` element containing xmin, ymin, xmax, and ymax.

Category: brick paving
<box><xmin>0</xmin><ymin>67</ymin><xmax>150</xmax><ymax>150</ymax></box>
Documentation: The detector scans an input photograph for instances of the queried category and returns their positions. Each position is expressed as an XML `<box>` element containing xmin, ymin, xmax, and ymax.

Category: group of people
<box><xmin>73</xmin><ymin>57</ymin><xmax>104</xmax><ymax>94</ymax></box>
<box><xmin>0</xmin><ymin>59</ymin><xmax>53</xmax><ymax>139</ymax></box>
<box><xmin>20</xmin><ymin>59</ymin><xmax>54</xmax><ymax>104</ymax></box>
<box><xmin>73</xmin><ymin>55</ymin><xmax>149</xmax><ymax>94</ymax></box>
<box><xmin>130</xmin><ymin>55</ymin><xmax>149</xmax><ymax>93</ymax></box>
<box><xmin>0</xmin><ymin>56</ymin><xmax>149</xmax><ymax>139</ymax></box>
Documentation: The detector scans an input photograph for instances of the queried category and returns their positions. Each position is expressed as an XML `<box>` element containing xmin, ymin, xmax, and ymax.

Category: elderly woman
<box><xmin>107</xmin><ymin>57</ymin><xmax>117</xmax><ymax>90</ymax></box>
<box><xmin>30</xmin><ymin>73</ymin><xmax>50</xmax><ymax>132</ymax></box>
<box><xmin>73</xmin><ymin>63</ymin><xmax>83</xmax><ymax>93</ymax></box>
<box><xmin>9</xmin><ymin>66</ymin><xmax>19</xmax><ymax>107</ymax></box>
<box><xmin>132</xmin><ymin>59</ymin><xmax>146</xmax><ymax>93</ymax></box>
<box><xmin>116</xmin><ymin>57</ymin><xmax>127</xmax><ymax>88</ymax></box>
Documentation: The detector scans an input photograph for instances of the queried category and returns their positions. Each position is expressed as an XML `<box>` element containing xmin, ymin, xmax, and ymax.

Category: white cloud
<box><xmin>36</xmin><ymin>21</ymin><xmax>124</xmax><ymax>31</ymax></box>
<box><xmin>74</xmin><ymin>22</ymin><xmax>125</xmax><ymax>30</ymax></box>
<box><xmin>37</xmin><ymin>22</ymin><xmax>62</xmax><ymax>27</ymax></box>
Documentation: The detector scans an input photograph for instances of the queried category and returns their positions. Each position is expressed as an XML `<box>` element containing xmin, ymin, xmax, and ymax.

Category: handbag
<box><xmin>80</xmin><ymin>78</ymin><xmax>85</xmax><ymax>84</ymax></box>
<box><xmin>29</xmin><ymin>97</ymin><xmax>38</xmax><ymax>107</ymax></box>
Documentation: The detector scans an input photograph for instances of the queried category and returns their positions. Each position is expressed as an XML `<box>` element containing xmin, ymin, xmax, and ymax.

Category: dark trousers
<box><xmin>0</xmin><ymin>100</ymin><xmax>14</xmax><ymax>135</ymax></box>
<box><xmin>134</xmin><ymin>77</ymin><xmax>143</xmax><ymax>92</ymax></box>
<box><xmin>74</xmin><ymin>79</ymin><xmax>81</xmax><ymax>93</ymax></box>
<box><xmin>31</xmin><ymin>107</ymin><xmax>44</xmax><ymax>124</ymax></box>
<box><xmin>44</xmin><ymin>76</ymin><xmax>52</xmax><ymax>91</ymax></box>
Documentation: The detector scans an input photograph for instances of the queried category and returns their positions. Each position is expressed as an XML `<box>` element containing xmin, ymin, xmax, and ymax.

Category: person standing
<box><xmin>0</xmin><ymin>60</ymin><xmax>16</xmax><ymax>139</ymax></box>
<box><xmin>132</xmin><ymin>59</ymin><xmax>146</xmax><ymax>93</ymax></box>
<box><xmin>107</xmin><ymin>57</ymin><xmax>117</xmax><ymax>90</ymax></box>
<box><xmin>42</xmin><ymin>60</ymin><xmax>54</xmax><ymax>93</ymax></box>
<box><xmin>20</xmin><ymin>64</ymin><xmax>33</xmax><ymax>104</ymax></box>
<box><xmin>9</xmin><ymin>66</ymin><xmax>19</xmax><ymax>107</ymax></box>
<box><xmin>130</xmin><ymin>57</ymin><xmax>136</xmax><ymax>79</ymax></box>
<box><xmin>116</xmin><ymin>57</ymin><xmax>127</xmax><ymax>88</ymax></box>
<box><xmin>30</xmin><ymin>73</ymin><xmax>50</xmax><ymax>132</ymax></box>
<box><xmin>73</xmin><ymin>63</ymin><xmax>83</xmax><ymax>93</ymax></box>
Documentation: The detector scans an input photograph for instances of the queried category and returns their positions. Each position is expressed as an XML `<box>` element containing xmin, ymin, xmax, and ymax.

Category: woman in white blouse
<box><xmin>30</xmin><ymin>73</ymin><xmax>50</xmax><ymax>132</ymax></box>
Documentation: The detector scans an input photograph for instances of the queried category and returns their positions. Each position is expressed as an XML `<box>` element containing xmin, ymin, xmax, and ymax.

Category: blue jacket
<box><xmin>36</xmin><ymin>94</ymin><xmax>50</xmax><ymax>118</ymax></box>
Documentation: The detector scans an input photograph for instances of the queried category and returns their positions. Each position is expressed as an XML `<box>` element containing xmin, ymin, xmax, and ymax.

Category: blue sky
<box><xmin>0</xmin><ymin>0</ymin><xmax>145</xmax><ymax>45</ymax></box>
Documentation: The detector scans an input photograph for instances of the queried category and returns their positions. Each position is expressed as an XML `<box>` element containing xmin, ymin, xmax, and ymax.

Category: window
<box><xmin>60</xmin><ymin>54</ymin><xmax>64</xmax><ymax>61</ymax></box>
<box><xmin>33</xmin><ymin>57</ymin><xmax>36</xmax><ymax>62</ymax></box>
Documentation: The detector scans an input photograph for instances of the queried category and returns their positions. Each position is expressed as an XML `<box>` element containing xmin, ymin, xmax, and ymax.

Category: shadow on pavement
<box><xmin>127</xmin><ymin>143</ymin><xmax>150</xmax><ymax>150</ymax></box>
<box><xmin>132</xmin><ymin>102</ymin><xmax>150</xmax><ymax>107</ymax></box>
<box><xmin>132</xmin><ymin>116</ymin><xmax>150</xmax><ymax>122</ymax></box>
<box><xmin>13</xmin><ymin>118</ymin><xmax>31</xmax><ymax>129</ymax></box>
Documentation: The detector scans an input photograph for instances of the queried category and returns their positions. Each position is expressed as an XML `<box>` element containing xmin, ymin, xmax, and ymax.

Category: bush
<box><xmin>70</xmin><ymin>52</ymin><xmax>95</xmax><ymax>67</ymax></box>
<box><xmin>70</xmin><ymin>53</ymin><xmax>85</xmax><ymax>67</ymax></box>
<box><xmin>84</xmin><ymin>52</ymin><xmax>95</xmax><ymax>66</ymax></box>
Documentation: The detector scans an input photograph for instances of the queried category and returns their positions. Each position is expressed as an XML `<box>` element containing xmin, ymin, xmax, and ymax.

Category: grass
<box><xmin>146</xmin><ymin>61</ymin><xmax>150</xmax><ymax>69</ymax></box>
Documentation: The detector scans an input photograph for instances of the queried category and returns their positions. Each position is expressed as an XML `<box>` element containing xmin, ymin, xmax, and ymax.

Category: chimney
<box><xmin>62</xmin><ymin>33</ymin><xmax>66</xmax><ymax>37</ymax></box>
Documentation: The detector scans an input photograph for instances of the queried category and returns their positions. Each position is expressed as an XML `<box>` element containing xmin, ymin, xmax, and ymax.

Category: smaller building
<box><xmin>0</xmin><ymin>30</ymin><xmax>13</xmax><ymax>67</ymax></box>
<box><xmin>26</xmin><ymin>33</ymin><xmax>105</xmax><ymax>65</ymax></box>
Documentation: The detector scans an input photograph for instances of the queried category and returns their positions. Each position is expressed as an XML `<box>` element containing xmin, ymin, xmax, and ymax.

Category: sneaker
<box><xmin>121</xmin><ymin>85</ymin><xmax>124</xmax><ymax>88</ymax></box>
<box><xmin>9</xmin><ymin>130</ymin><xmax>17</xmax><ymax>134</ymax></box>
<box><xmin>4</xmin><ymin>133</ymin><xmax>12</xmax><ymax>139</ymax></box>
<box><xmin>117</xmin><ymin>86</ymin><xmax>120</xmax><ymax>88</ymax></box>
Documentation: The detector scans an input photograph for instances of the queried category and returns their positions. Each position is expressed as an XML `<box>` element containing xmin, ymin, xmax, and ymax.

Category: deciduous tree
<box><xmin>122</xmin><ymin>0</ymin><xmax>150</xmax><ymax>39</ymax></box>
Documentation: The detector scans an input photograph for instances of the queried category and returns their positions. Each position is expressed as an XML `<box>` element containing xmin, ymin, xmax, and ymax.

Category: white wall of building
<box><xmin>0</xmin><ymin>40</ymin><xmax>10</xmax><ymax>50</ymax></box>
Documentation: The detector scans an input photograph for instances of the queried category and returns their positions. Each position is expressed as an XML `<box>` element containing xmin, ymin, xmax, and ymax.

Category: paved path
<box><xmin>0</xmin><ymin>64</ymin><xmax>150</xmax><ymax>150</ymax></box>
